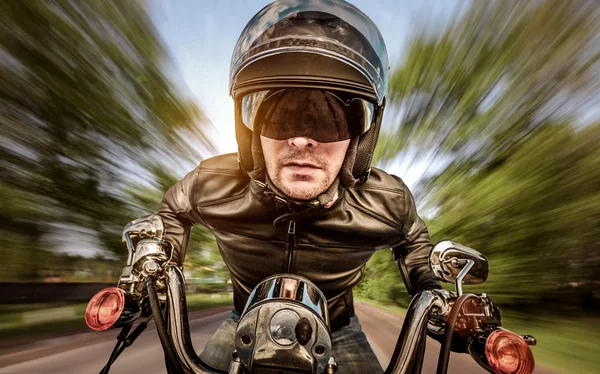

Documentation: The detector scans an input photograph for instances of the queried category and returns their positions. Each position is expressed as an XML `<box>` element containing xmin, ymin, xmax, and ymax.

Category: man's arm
<box><xmin>392</xmin><ymin>184</ymin><xmax>441</xmax><ymax>296</ymax></box>
<box><xmin>157</xmin><ymin>168</ymin><xmax>202</xmax><ymax>266</ymax></box>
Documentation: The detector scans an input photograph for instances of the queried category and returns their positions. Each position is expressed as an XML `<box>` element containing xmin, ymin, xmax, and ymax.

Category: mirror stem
<box><xmin>455</xmin><ymin>260</ymin><xmax>474</xmax><ymax>296</ymax></box>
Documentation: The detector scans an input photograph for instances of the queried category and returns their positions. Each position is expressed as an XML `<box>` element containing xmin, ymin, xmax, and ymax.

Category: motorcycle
<box><xmin>85</xmin><ymin>215</ymin><xmax>536</xmax><ymax>374</ymax></box>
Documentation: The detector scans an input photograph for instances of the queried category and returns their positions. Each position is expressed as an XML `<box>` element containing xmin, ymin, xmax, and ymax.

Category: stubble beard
<box><xmin>270</xmin><ymin>152</ymin><xmax>332</xmax><ymax>201</ymax></box>
<box><xmin>272</xmin><ymin>169</ymin><xmax>331</xmax><ymax>201</ymax></box>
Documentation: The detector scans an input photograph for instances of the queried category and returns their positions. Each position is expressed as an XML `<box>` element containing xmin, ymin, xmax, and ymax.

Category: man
<box><xmin>157</xmin><ymin>1</ymin><xmax>440</xmax><ymax>372</ymax></box>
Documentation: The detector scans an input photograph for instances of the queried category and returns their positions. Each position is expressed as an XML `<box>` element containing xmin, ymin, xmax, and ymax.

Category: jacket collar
<box><xmin>250</xmin><ymin>175</ymin><xmax>343</xmax><ymax>212</ymax></box>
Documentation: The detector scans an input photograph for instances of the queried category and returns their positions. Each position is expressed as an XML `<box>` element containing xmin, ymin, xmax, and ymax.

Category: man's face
<box><xmin>255</xmin><ymin>89</ymin><xmax>356</xmax><ymax>201</ymax></box>
<box><xmin>261</xmin><ymin>136</ymin><xmax>350</xmax><ymax>201</ymax></box>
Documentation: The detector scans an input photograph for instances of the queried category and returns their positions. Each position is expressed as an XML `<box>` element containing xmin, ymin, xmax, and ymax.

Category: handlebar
<box><xmin>164</xmin><ymin>266</ymin><xmax>223</xmax><ymax>373</ymax></box>
<box><xmin>162</xmin><ymin>265</ymin><xmax>451</xmax><ymax>374</ymax></box>
<box><xmin>383</xmin><ymin>289</ymin><xmax>447</xmax><ymax>374</ymax></box>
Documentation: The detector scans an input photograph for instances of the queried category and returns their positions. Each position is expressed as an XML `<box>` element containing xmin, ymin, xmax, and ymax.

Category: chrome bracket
<box><xmin>454</xmin><ymin>259</ymin><xmax>474</xmax><ymax>296</ymax></box>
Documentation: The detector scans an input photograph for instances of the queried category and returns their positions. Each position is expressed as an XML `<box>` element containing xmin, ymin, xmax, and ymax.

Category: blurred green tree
<box><xmin>0</xmin><ymin>0</ymin><xmax>215</xmax><ymax>280</ymax></box>
<box><xmin>365</xmin><ymin>0</ymin><xmax>600</xmax><ymax>311</ymax></box>
<box><xmin>379</xmin><ymin>0</ymin><xmax>599</xmax><ymax>164</ymax></box>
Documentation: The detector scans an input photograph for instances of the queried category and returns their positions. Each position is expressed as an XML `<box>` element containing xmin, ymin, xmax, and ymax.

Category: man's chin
<box><xmin>281</xmin><ymin>181</ymin><xmax>325</xmax><ymax>201</ymax></box>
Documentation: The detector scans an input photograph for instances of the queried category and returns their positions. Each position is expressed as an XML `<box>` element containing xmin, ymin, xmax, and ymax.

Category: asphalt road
<box><xmin>0</xmin><ymin>302</ymin><xmax>555</xmax><ymax>374</ymax></box>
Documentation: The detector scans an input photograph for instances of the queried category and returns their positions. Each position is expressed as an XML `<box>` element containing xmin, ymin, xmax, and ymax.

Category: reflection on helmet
<box><xmin>230</xmin><ymin>0</ymin><xmax>389</xmax><ymax>185</ymax></box>
<box><xmin>230</xmin><ymin>1</ymin><xmax>389</xmax><ymax>102</ymax></box>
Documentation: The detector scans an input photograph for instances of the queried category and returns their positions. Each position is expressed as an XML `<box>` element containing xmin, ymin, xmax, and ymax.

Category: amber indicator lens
<box><xmin>485</xmin><ymin>329</ymin><xmax>535</xmax><ymax>374</ymax></box>
<box><xmin>85</xmin><ymin>287</ymin><xmax>125</xmax><ymax>331</ymax></box>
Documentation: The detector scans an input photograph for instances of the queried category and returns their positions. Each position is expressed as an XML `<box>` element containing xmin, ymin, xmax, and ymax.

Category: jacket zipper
<box><xmin>285</xmin><ymin>220</ymin><xmax>296</xmax><ymax>272</ymax></box>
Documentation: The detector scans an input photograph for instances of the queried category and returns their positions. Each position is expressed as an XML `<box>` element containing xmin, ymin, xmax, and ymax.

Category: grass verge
<box><xmin>186</xmin><ymin>292</ymin><xmax>233</xmax><ymax>312</ymax></box>
<box><xmin>355</xmin><ymin>296</ymin><xmax>408</xmax><ymax>316</ymax></box>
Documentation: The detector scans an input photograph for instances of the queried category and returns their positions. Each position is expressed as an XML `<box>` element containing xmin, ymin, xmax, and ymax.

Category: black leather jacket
<box><xmin>157</xmin><ymin>153</ymin><xmax>440</xmax><ymax>331</ymax></box>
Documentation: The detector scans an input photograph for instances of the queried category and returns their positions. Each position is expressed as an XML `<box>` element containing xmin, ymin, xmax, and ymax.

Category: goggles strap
<box><xmin>249</xmin><ymin>127</ymin><xmax>266</xmax><ymax>182</ymax></box>
<box><xmin>339</xmin><ymin>136</ymin><xmax>360</xmax><ymax>188</ymax></box>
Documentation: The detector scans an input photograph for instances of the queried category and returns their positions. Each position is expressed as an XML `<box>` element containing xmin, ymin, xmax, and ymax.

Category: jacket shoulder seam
<box><xmin>197</xmin><ymin>189</ymin><xmax>248</xmax><ymax>208</ymax></box>
<box><xmin>196</xmin><ymin>158</ymin><xmax>247</xmax><ymax>182</ymax></box>
<box><xmin>344</xmin><ymin>196</ymin><xmax>403</xmax><ymax>232</ymax></box>
<box><xmin>197</xmin><ymin>168</ymin><xmax>242</xmax><ymax>176</ymax></box>
<box><xmin>353</xmin><ymin>185</ymin><xmax>405</xmax><ymax>194</ymax></box>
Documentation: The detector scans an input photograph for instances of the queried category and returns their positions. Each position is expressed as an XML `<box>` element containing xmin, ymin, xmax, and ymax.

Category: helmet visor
<box><xmin>241</xmin><ymin>89</ymin><xmax>375</xmax><ymax>143</ymax></box>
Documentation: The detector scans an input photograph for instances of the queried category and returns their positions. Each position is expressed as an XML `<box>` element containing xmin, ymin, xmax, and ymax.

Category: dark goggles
<box><xmin>240</xmin><ymin>89</ymin><xmax>375</xmax><ymax>143</ymax></box>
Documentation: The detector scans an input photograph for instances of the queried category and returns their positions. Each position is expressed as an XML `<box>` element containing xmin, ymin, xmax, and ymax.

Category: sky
<box><xmin>150</xmin><ymin>0</ymin><xmax>459</xmax><ymax>188</ymax></box>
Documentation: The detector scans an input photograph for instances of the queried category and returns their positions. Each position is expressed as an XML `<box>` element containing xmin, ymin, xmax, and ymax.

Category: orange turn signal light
<box><xmin>85</xmin><ymin>287</ymin><xmax>126</xmax><ymax>331</ymax></box>
<box><xmin>485</xmin><ymin>329</ymin><xmax>535</xmax><ymax>374</ymax></box>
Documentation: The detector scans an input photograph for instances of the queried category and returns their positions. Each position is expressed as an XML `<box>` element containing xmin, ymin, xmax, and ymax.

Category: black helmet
<box><xmin>230</xmin><ymin>0</ymin><xmax>389</xmax><ymax>186</ymax></box>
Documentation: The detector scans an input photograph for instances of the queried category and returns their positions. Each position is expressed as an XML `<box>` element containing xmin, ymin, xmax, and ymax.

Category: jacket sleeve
<box><xmin>392</xmin><ymin>184</ymin><xmax>441</xmax><ymax>296</ymax></box>
<box><xmin>157</xmin><ymin>167</ymin><xmax>202</xmax><ymax>266</ymax></box>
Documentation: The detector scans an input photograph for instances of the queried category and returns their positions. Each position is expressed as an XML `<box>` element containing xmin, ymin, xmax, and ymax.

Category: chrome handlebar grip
<box><xmin>122</xmin><ymin>215</ymin><xmax>166</xmax><ymax>263</ymax></box>
<box><xmin>119</xmin><ymin>215</ymin><xmax>173</xmax><ymax>290</ymax></box>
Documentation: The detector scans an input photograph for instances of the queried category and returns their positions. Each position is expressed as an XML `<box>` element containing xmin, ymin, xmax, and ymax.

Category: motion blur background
<box><xmin>1</xmin><ymin>1</ymin><xmax>599</xmax><ymax>373</ymax></box>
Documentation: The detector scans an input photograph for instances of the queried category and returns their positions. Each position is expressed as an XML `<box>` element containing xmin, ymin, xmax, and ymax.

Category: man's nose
<box><xmin>288</xmin><ymin>136</ymin><xmax>317</xmax><ymax>149</ymax></box>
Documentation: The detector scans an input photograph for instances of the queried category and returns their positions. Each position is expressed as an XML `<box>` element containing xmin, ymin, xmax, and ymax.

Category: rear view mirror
<box><xmin>430</xmin><ymin>241</ymin><xmax>488</xmax><ymax>295</ymax></box>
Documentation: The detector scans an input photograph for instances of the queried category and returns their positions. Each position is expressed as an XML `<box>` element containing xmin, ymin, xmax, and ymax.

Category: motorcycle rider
<box><xmin>156</xmin><ymin>1</ymin><xmax>440</xmax><ymax>372</ymax></box>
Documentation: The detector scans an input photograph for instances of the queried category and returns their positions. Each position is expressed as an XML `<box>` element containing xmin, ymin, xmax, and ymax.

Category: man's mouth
<box><xmin>284</xmin><ymin>160</ymin><xmax>320</xmax><ymax>169</ymax></box>
<box><xmin>283</xmin><ymin>160</ymin><xmax>321</xmax><ymax>176</ymax></box>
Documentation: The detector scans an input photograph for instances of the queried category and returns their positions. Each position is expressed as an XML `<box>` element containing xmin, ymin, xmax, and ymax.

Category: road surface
<box><xmin>0</xmin><ymin>302</ymin><xmax>554</xmax><ymax>373</ymax></box>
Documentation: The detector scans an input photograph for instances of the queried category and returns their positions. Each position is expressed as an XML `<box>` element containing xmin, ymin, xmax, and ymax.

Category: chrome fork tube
<box><xmin>165</xmin><ymin>266</ymin><xmax>217</xmax><ymax>374</ymax></box>
<box><xmin>384</xmin><ymin>290</ymin><xmax>446</xmax><ymax>374</ymax></box>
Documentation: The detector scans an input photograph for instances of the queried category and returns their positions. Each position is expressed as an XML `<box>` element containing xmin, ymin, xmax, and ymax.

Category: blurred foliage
<box><xmin>377</xmin><ymin>0</ymin><xmax>599</xmax><ymax>163</ymax></box>
<box><xmin>4</xmin><ymin>251</ymin><xmax>122</xmax><ymax>282</ymax></box>
<box><xmin>0</xmin><ymin>0</ymin><xmax>216</xmax><ymax>281</ymax></box>
<box><xmin>366</xmin><ymin>0</ymin><xmax>600</xmax><ymax>313</ymax></box>
<box><xmin>354</xmin><ymin>250</ymin><xmax>411</xmax><ymax>307</ymax></box>
<box><xmin>183</xmin><ymin>228</ymin><xmax>230</xmax><ymax>280</ymax></box>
